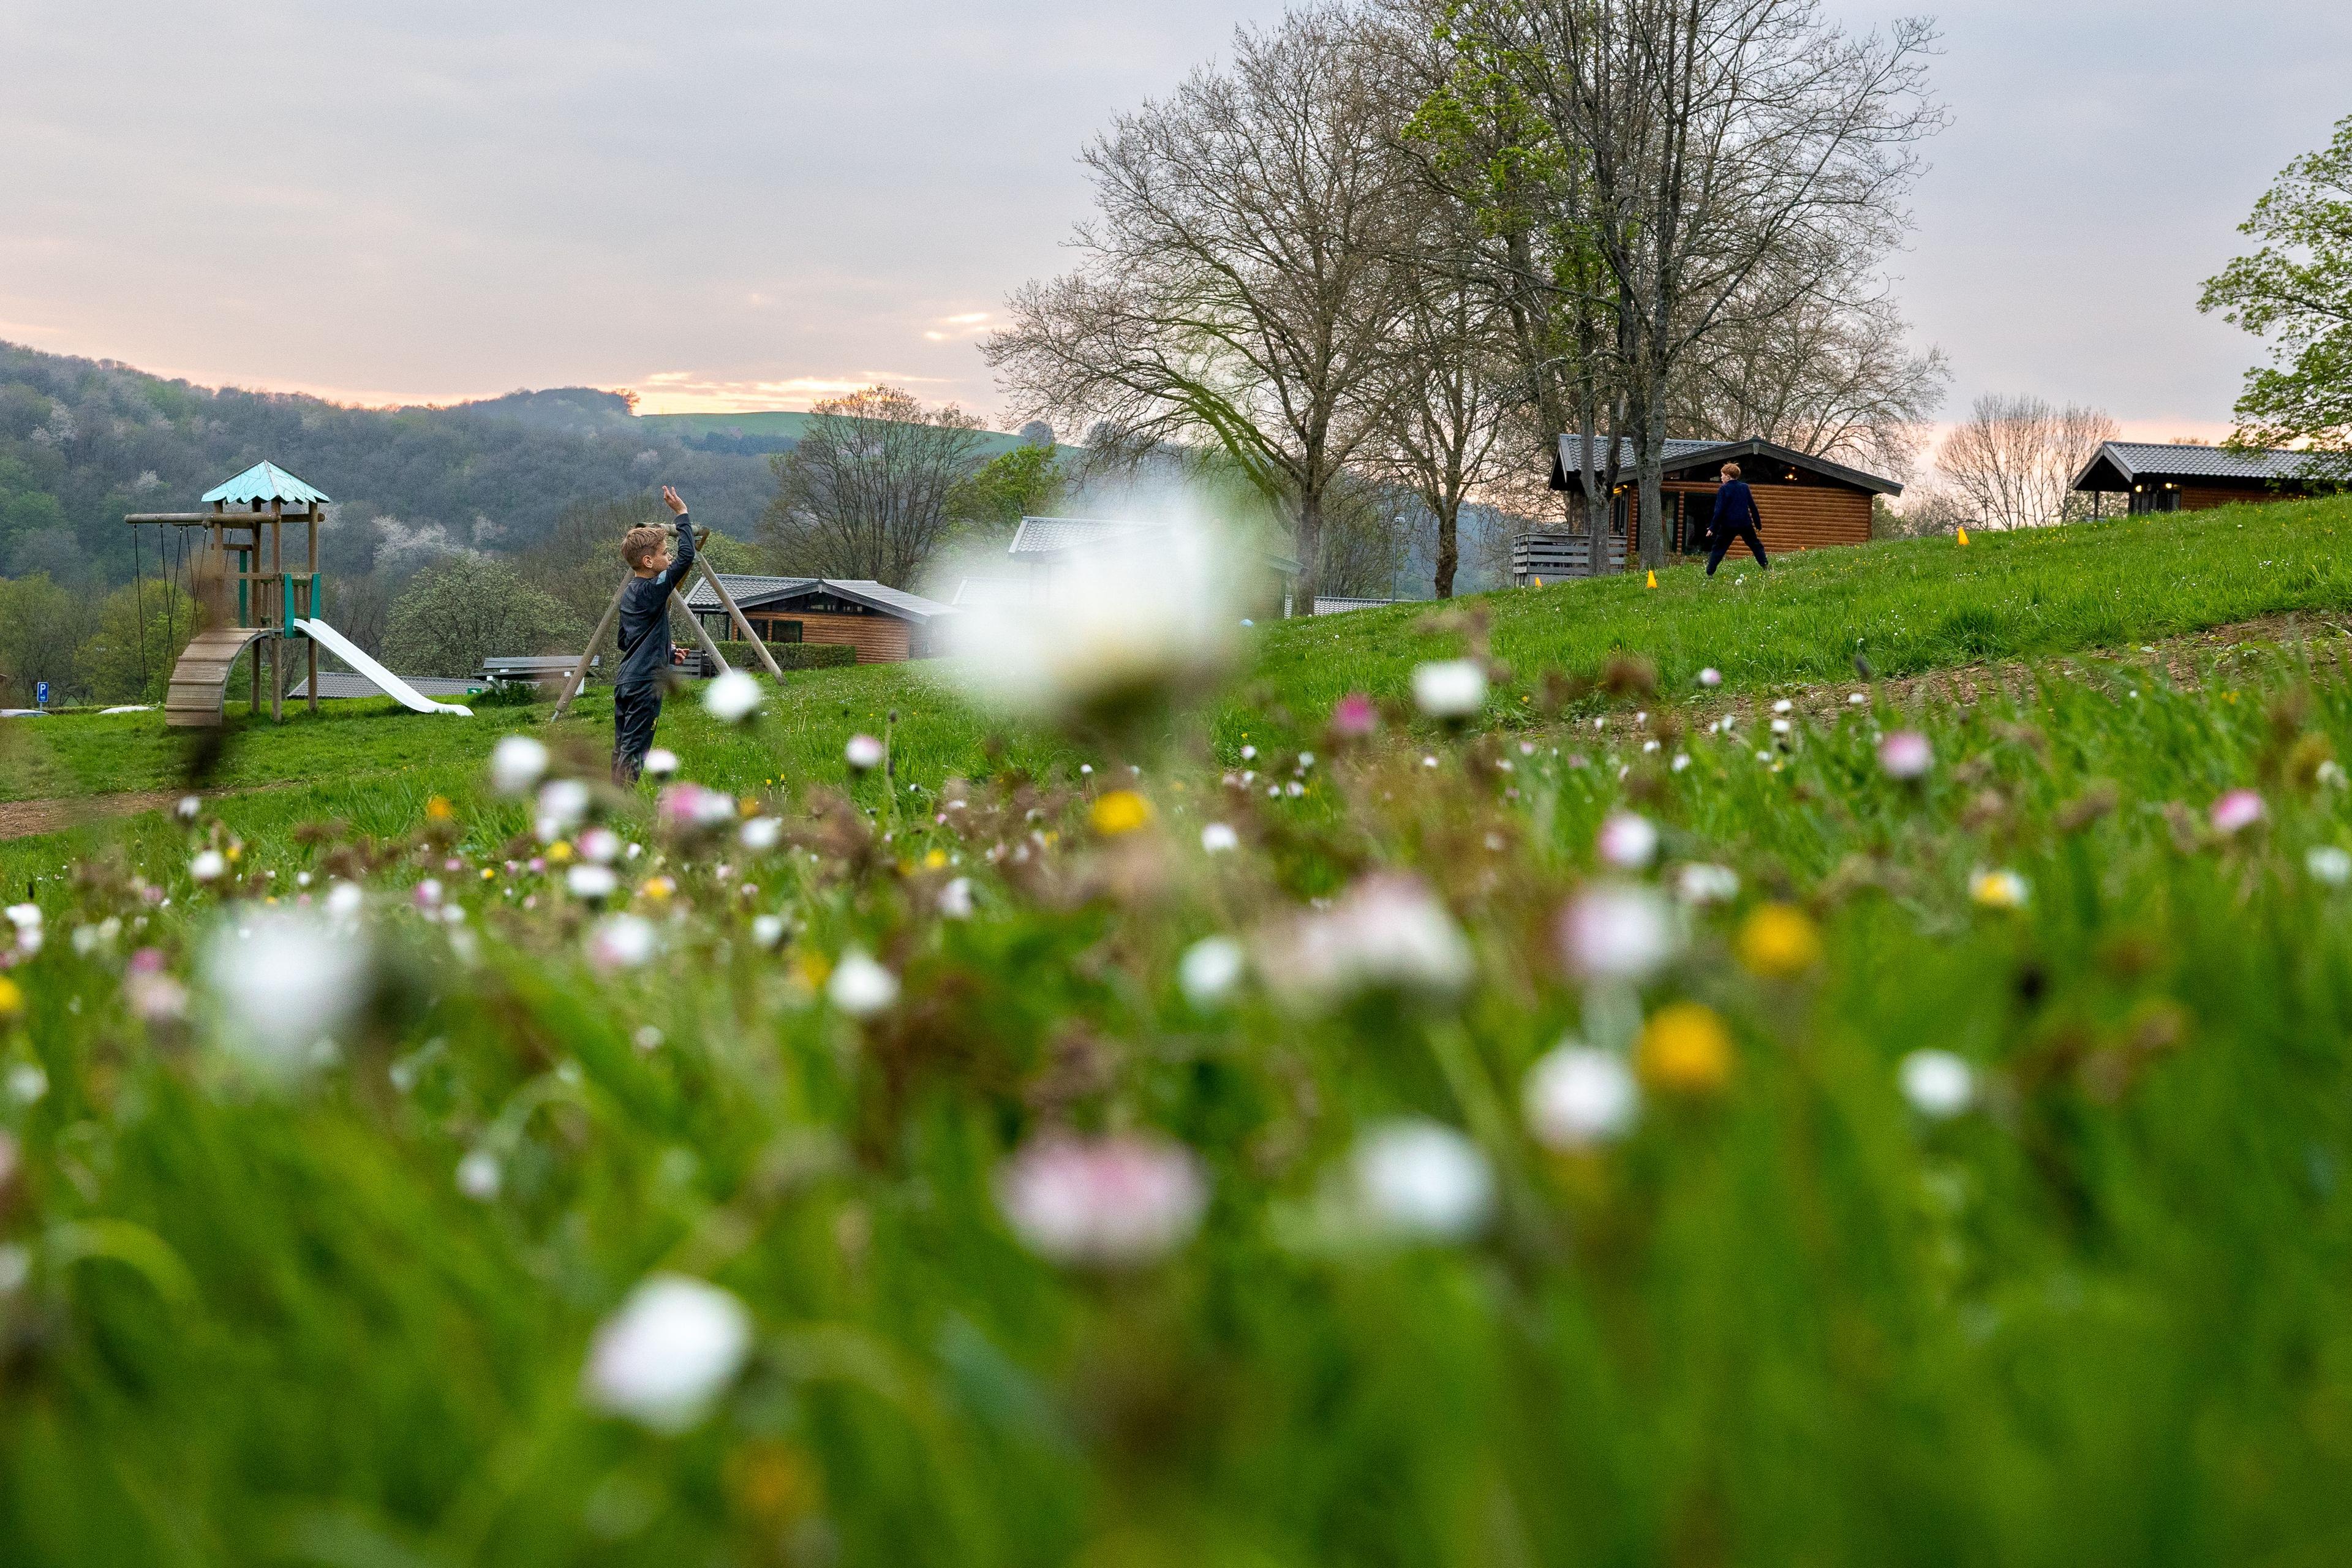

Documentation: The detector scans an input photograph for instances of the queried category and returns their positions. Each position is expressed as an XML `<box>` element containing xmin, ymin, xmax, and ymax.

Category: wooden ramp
<box><xmin>165</xmin><ymin>627</ymin><xmax>274</xmax><ymax>728</ymax></box>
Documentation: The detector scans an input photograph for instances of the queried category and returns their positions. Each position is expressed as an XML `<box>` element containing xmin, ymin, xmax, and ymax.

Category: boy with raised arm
<box><xmin>610</xmin><ymin>486</ymin><xmax>696</xmax><ymax>785</ymax></box>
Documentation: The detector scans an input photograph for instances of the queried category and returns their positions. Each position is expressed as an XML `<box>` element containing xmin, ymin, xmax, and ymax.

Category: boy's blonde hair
<box><xmin>621</xmin><ymin>526</ymin><xmax>669</xmax><ymax>570</ymax></box>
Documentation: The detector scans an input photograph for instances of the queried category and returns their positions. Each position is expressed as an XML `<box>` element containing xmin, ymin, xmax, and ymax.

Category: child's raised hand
<box><xmin>662</xmin><ymin>486</ymin><xmax>688</xmax><ymax>515</ymax></box>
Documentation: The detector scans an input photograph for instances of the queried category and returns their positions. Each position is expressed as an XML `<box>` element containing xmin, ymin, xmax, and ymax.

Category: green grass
<box><xmin>1237</xmin><ymin>493</ymin><xmax>2352</xmax><ymax>742</ymax></box>
<box><xmin>6</xmin><ymin>500</ymin><xmax>2352</xmax><ymax>1562</ymax></box>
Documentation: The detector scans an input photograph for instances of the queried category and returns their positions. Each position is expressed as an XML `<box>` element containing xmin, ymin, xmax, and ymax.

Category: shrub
<box><xmin>713</xmin><ymin>639</ymin><xmax>857</xmax><ymax>672</ymax></box>
<box><xmin>383</xmin><ymin>557</ymin><xmax>586</xmax><ymax>679</ymax></box>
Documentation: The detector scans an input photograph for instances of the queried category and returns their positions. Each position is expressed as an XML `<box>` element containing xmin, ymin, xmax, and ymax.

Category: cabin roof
<box><xmin>1551</xmin><ymin>435</ymin><xmax>1904</xmax><ymax>496</ymax></box>
<box><xmin>2071</xmin><ymin>440</ymin><xmax>2334</xmax><ymax>491</ymax></box>
<box><xmin>1009</xmin><ymin>516</ymin><xmax>1166</xmax><ymax>557</ymax></box>
<box><xmin>683</xmin><ymin>573</ymin><xmax>954</xmax><ymax>623</ymax></box>
<box><xmin>202</xmin><ymin>461</ymin><xmax>331</xmax><ymax>507</ymax></box>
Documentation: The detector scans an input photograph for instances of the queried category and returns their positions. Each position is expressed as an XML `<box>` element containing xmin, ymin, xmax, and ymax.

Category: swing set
<box><xmin>546</xmin><ymin>527</ymin><xmax>785</xmax><ymax>721</ymax></box>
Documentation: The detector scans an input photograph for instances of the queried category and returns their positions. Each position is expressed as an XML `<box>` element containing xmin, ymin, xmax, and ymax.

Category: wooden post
<box><xmin>549</xmin><ymin>574</ymin><xmax>631</xmax><ymax>723</ymax></box>
<box><xmin>693</xmin><ymin>555</ymin><xmax>786</xmax><ymax>680</ymax></box>
<box><xmin>304</xmin><ymin>504</ymin><xmax>320</xmax><ymax>714</ymax></box>
<box><xmin>268</xmin><ymin>502</ymin><xmax>282</xmax><ymax>722</ymax></box>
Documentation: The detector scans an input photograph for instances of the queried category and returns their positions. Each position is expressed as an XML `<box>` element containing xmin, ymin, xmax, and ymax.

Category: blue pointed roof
<box><xmin>202</xmin><ymin>461</ymin><xmax>331</xmax><ymax>507</ymax></box>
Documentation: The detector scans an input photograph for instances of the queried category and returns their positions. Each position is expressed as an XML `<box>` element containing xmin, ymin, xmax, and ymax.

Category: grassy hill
<box><xmin>10</xmin><ymin>494</ymin><xmax>2350</xmax><ymax>827</ymax></box>
<box><xmin>8</xmin><ymin>496</ymin><xmax>2352</xmax><ymax>1558</ymax></box>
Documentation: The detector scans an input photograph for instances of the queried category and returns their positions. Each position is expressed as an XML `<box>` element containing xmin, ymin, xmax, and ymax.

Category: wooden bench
<box><xmin>1512</xmin><ymin>531</ymin><xmax>1627</xmax><ymax>584</ymax></box>
<box><xmin>479</xmin><ymin>655</ymin><xmax>597</xmax><ymax>685</ymax></box>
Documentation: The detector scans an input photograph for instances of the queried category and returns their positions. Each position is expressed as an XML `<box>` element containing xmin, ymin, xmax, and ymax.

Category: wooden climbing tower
<box><xmin>127</xmin><ymin>462</ymin><xmax>329</xmax><ymax>728</ymax></box>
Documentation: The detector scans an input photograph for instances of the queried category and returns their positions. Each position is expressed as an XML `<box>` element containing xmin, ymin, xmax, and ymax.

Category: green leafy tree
<box><xmin>382</xmin><ymin>557</ymin><xmax>584</xmax><ymax>679</ymax></box>
<box><xmin>2200</xmin><ymin>113</ymin><xmax>2352</xmax><ymax>478</ymax></box>
<box><xmin>946</xmin><ymin>443</ymin><xmax>1064</xmax><ymax>539</ymax></box>
<box><xmin>0</xmin><ymin>573</ymin><xmax>85</xmax><ymax>706</ymax></box>
<box><xmin>78</xmin><ymin>580</ymin><xmax>197</xmax><ymax>703</ymax></box>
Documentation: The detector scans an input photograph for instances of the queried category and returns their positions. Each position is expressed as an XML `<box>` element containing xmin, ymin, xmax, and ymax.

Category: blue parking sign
<box><xmin>36</xmin><ymin>681</ymin><xmax>48</xmax><ymax>707</ymax></box>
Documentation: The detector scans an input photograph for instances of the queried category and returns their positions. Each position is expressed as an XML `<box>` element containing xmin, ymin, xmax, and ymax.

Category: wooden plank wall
<box><xmin>768</xmin><ymin>610</ymin><xmax>910</xmax><ymax>663</ymax></box>
<box><xmin>1749</xmin><ymin>487</ymin><xmax>1873</xmax><ymax>552</ymax></box>
<box><xmin>1661</xmin><ymin>484</ymin><xmax>1869</xmax><ymax>554</ymax></box>
<box><xmin>2180</xmin><ymin>486</ymin><xmax>2294</xmax><ymax>512</ymax></box>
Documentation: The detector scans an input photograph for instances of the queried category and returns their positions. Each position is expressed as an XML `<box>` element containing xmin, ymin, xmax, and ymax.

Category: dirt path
<box><xmin>0</xmin><ymin>790</ymin><xmax>190</xmax><ymax>842</ymax></box>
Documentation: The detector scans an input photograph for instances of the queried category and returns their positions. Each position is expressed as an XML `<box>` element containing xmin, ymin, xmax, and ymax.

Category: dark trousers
<box><xmin>612</xmin><ymin>684</ymin><xmax>663</xmax><ymax>785</ymax></box>
<box><xmin>1705</xmin><ymin>521</ymin><xmax>1769</xmax><ymax>575</ymax></box>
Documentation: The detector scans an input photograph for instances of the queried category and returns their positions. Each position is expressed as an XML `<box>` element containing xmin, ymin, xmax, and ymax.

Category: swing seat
<box><xmin>165</xmin><ymin>627</ymin><xmax>277</xmax><ymax>728</ymax></box>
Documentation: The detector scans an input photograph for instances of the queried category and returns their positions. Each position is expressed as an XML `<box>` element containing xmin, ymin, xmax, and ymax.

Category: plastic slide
<box><xmin>291</xmin><ymin>619</ymin><xmax>473</xmax><ymax>717</ymax></box>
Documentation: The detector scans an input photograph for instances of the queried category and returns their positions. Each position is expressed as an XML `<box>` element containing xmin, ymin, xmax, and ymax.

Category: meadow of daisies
<box><xmin>7</xmin><ymin>510</ymin><xmax>2352</xmax><ymax>1564</ymax></box>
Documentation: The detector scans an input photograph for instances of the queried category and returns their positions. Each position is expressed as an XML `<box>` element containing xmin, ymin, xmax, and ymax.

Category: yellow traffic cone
<box><xmin>1956</xmin><ymin>526</ymin><xmax>1970</xmax><ymax>547</ymax></box>
<box><xmin>1646</xmin><ymin>570</ymin><xmax>1657</xmax><ymax>589</ymax></box>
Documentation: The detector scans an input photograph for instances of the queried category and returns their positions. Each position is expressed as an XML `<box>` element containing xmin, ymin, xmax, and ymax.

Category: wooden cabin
<box><xmin>2071</xmin><ymin>441</ymin><xmax>2332</xmax><ymax>514</ymax></box>
<box><xmin>1526</xmin><ymin>436</ymin><xmax>1902</xmax><ymax>579</ymax></box>
<box><xmin>683</xmin><ymin>575</ymin><xmax>954</xmax><ymax>663</ymax></box>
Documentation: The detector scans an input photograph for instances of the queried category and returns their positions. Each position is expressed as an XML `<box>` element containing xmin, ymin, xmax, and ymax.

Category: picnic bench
<box><xmin>480</xmin><ymin>655</ymin><xmax>597</xmax><ymax>685</ymax></box>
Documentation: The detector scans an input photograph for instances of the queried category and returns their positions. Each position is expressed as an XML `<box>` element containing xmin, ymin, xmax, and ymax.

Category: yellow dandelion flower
<box><xmin>546</xmin><ymin>840</ymin><xmax>575</xmax><ymax>863</ymax></box>
<box><xmin>641</xmin><ymin>875</ymin><xmax>676</xmax><ymax>902</ymax></box>
<box><xmin>425</xmin><ymin>796</ymin><xmax>456</xmax><ymax>821</ymax></box>
<box><xmin>481</xmin><ymin>867</ymin><xmax>496</xmax><ymax>880</ymax></box>
<box><xmin>1636</xmin><ymin>1002</ymin><xmax>1734</xmax><ymax>1093</ymax></box>
<box><xmin>1970</xmin><ymin>869</ymin><xmax>2028</xmax><ymax>909</ymax></box>
<box><xmin>1090</xmin><ymin>790</ymin><xmax>1155</xmax><ymax>835</ymax></box>
<box><xmin>225</xmin><ymin>843</ymin><xmax>243</xmax><ymax>863</ymax></box>
<box><xmin>1736</xmin><ymin>903</ymin><xmax>1821</xmax><ymax>978</ymax></box>
<box><xmin>923</xmin><ymin>849</ymin><xmax>948</xmax><ymax>870</ymax></box>
<box><xmin>0</xmin><ymin>976</ymin><xmax>23</xmax><ymax>1019</ymax></box>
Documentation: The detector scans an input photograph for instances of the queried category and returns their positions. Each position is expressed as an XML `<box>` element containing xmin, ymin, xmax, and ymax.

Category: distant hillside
<box><xmin>638</xmin><ymin>409</ymin><xmax>1074</xmax><ymax>462</ymax></box>
<box><xmin>0</xmin><ymin>345</ymin><xmax>775</xmax><ymax>589</ymax></box>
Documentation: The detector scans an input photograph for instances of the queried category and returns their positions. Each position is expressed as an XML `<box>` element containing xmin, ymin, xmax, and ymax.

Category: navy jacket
<box><xmin>614</xmin><ymin>514</ymin><xmax>695</xmax><ymax>691</ymax></box>
<box><xmin>1709</xmin><ymin>480</ymin><xmax>1763</xmax><ymax>535</ymax></box>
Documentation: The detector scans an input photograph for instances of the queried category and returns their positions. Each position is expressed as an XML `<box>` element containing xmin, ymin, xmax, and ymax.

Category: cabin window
<box><xmin>755</xmin><ymin>617</ymin><xmax>804</xmax><ymax>643</ymax></box>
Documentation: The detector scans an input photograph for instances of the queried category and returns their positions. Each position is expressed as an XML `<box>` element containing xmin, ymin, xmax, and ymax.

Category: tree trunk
<box><xmin>1434</xmin><ymin>499</ymin><xmax>1458</xmax><ymax>599</ymax></box>
<box><xmin>1638</xmin><ymin>396</ymin><xmax>1668</xmax><ymax>571</ymax></box>
<box><xmin>1294</xmin><ymin>486</ymin><xmax>1323</xmax><ymax>616</ymax></box>
<box><xmin>1577</xmin><ymin>410</ymin><xmax>1621</xmax><ymax>576</ymax></box>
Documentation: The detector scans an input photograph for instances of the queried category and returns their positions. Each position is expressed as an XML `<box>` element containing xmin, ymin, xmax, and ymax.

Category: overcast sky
<box><xmin>2</xmin><ymin>1</ymin><xmax>2346</xmax><ymax>441</ymax></box>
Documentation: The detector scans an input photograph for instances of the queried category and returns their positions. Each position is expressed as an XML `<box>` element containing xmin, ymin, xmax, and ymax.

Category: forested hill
<box><xmin>0</xmin><ymin>343</ymin><xmax>777</xmax><ymax>589</ymax></box>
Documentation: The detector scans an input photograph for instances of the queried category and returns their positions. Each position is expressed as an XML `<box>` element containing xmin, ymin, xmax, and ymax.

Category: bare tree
<box><xmin>1374</xmin><ymin>0</ymin><xmax>1634</xmax><ymax>565</ymax></box>
<box><xmin>1376</xmin><ymin>237</ymin><xmax>1518</xmax><ymax>596</ymax></box>
<box><xmin>1317</xmin><ymin>473</ymin><xmax>1420</xmax><ymax>599</ymax></box>
<box><xmin>1674</xmin><ymin>285</ymin><xmax>1947</xmax><ymax>477</ymax></box>
<box><xmin>1430</xmin><ymin>0</ymin><xmax>1945</xmax><ymax>568</ymax></box>
<box><xmin>984</xmin><ymin>7</ymin><xmax>1414</xmax><ymax>607</ymax></box>
<box><xmin>760</xmin><ymin>386</ymin><xmax>987</xmax><ymax>586</ymax></box>
<box><xmin>1933</xmin><ymin>395</ymin><xmax>2118</xmax><ymax>531</ymax></box>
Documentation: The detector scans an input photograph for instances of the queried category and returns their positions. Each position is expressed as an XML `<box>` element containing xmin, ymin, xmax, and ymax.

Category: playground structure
<box><xmin>128</xmin><ymin>461</ymin><xmax>470</xmax><ymax>727</ymax></box>
<box><xmin>548</xmin><ymin>528</ymin><xmax>786</xmax><ymax>721</ymax></box>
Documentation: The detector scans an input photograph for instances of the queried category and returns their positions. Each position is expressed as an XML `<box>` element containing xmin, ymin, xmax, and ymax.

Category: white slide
<box><xmin>291</xmin><ymin>619</ymin><xmax>473</xmax><ymax>717</ymax></box>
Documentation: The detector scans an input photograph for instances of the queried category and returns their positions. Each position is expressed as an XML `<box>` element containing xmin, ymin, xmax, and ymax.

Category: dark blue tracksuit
<box><xmin>611</xmin><ymin>514</ymin><xmax>695</xmax><ymax>784</ymax></box>
<box><xmin>1704</xmin><ymin>480</ymin><xmax>1769</xmax><ymax>575</ymax></box>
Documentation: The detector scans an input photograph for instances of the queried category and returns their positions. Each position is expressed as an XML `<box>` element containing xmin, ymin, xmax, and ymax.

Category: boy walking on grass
<box><xmin>1704</xmin><ymin>462</ymin><xmax>1770</xmax><ymax>576</ymax></box>
<box><xmin>611</xmin><ymin>486</ymin><xmax>696</xmax><ymax>785</ymax></box>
